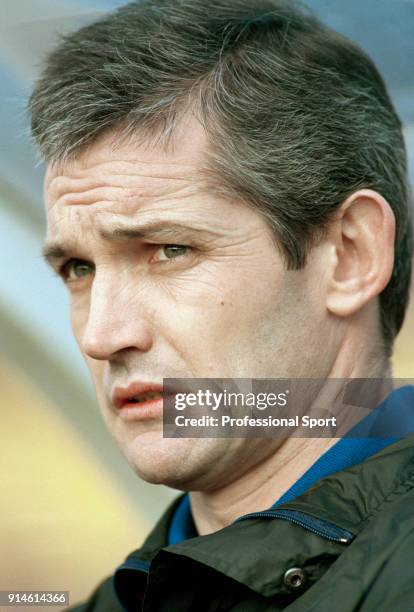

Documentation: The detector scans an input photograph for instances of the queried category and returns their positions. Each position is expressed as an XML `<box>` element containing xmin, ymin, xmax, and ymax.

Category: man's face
<box><xmin>44</xmin><ymin>116</ymin><xmax>333</xmax><ymax>491</ymax></box>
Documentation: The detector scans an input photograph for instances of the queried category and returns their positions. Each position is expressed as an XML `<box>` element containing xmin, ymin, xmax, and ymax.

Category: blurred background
<box><xmin>1</xmin><ymin>0</ymin><xmax>413</xmax><ymax>608</ymax></box>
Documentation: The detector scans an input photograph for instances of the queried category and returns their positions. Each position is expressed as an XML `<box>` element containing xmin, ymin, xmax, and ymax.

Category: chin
<box><xmin>118</xmin><ymin>431</ymin><xmax>224</xmax><ymax>490</ymax></box>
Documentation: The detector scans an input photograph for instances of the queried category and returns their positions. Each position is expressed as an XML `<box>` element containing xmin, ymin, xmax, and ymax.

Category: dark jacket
<box><xmin>69</xmin><ymin>435</ymin><xmax>414</xmax><ymax>611</ymax></box>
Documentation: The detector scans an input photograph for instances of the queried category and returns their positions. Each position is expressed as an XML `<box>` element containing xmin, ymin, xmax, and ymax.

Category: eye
<box><xmin>153</xmin><ymin>245</ymin><xmax>190</xmax><ymax>262</ymax></box>
<box><xmin>61</xmin><ymin>259</ymin><xmax>94</xmax><ymax>281</ymax></box>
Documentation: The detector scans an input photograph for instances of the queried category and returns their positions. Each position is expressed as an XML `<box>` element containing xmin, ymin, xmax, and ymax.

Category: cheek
<box><xmin>159</xmin><ymin>279</ymin><xmax>280</xmax><ymax>367</ymax></box>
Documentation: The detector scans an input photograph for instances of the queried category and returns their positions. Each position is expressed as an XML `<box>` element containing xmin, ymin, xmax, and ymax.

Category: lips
<box><xmin>112</xmin><ymin>382</ymin><xmax>164</xmax><ymax>409</ymax></box>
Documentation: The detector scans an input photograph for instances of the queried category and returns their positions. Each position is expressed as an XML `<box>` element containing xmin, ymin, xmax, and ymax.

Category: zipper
<box><xmin>118</xmin><ymin>510</ymin><xmax>354</xmax><ymax>576</ymax></box>
<box><xmin>235</xmin><ymin>508</ymin><xmax>354</xmax><ymax>543</ymax></box>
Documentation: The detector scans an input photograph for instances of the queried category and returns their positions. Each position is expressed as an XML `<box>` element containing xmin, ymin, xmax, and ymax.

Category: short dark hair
<box><xmin>29</xmin><ymin>0</ymin><xmax>413</xmax><ymax>356</ymax></box>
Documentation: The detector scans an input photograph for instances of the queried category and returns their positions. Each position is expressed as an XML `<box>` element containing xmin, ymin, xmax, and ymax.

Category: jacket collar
<box><xmin>116</xmin><ymin>435</ymin><xmax>414</xmax><ymax>601</ymax></box>
<box><xmin>282</xmin><ymin>433</ymin><xmax>414</xmax><ymax>532</ymax></box>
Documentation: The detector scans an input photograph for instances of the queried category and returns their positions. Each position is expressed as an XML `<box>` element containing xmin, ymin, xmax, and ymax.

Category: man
<box><xmin>30</xmin><ymin>0</ymin><xmax>414</xmax><ymax>609</ymax></box>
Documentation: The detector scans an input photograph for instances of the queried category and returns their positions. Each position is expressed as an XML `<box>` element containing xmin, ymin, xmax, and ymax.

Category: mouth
<box><xmin>112</xmin><ymin>382</ymin><xmax>167</xmax><ymax>421</ymax></box>
<box><xmin>121</xmin><ymin>390</ymin><xmax>164</xmax><ymax>408</ymax></box>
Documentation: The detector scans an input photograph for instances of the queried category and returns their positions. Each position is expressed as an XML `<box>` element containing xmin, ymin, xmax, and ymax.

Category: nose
<box><xmin>80</xmin><ymin>274</ymin><xmax>154</xmax><ymax>361</ymax></box>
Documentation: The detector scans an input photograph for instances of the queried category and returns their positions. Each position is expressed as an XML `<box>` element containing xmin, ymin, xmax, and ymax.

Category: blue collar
<box><xmin>168</xmin><ymin>385</ymin><xmax>414</xmax><ymax>545</ymax></box>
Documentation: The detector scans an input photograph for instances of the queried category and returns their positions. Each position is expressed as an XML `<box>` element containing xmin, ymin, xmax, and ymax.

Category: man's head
<box><xmin>32</xmin><ymin>0</ymin><xmax>412</xmax><ymax>490</ymax></box>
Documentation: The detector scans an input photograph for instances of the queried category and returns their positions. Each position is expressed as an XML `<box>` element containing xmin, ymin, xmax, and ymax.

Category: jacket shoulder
<box><xmin>359</xmin><ymin>525</ymin><xmax>414</xmax><ymax>611</ymax></box>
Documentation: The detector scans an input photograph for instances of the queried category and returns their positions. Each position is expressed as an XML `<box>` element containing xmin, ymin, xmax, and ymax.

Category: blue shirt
<box><xmin>168</xmin><ymin>384</ymin><xmax>414</xmax><ymax>545</ymax></box>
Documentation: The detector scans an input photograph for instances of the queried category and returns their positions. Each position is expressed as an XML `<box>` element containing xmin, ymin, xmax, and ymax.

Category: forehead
<box><xmin>44</xmin><ymin>113</ymin><xmax>209</xmax><ymax>217</ymax></box>
<box><xmin>42</xmin><ymin>114</ymin><xmax>263</xmax><ymax>257</ymax></box>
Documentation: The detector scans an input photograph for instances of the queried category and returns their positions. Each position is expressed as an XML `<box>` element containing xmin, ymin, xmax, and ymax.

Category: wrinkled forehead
<box><xmin>44</xmin><ymin>113</ymin><xmax>210</xmax><ymax>212</ymax></box>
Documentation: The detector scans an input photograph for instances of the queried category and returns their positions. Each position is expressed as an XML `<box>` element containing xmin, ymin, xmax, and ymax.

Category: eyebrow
<box><xmin>42</xmin><ymin>220</ymin><xmax>219</xmax><ymax>267</ymax></box>
<box><xmin>42</xmin><ymin>244</ymin><xmax>72</xmax><ymax>267</ymax></box>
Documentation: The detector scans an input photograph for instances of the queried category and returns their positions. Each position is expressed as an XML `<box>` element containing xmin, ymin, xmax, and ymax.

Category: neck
<box><xmin>190</xmin><ymin>436</ymin><xmax>337</xmax><ymax>535</ymax></box>
<box><xmin>190</xmin><ymin>330</ymin><xmax>391</xmax><ymax>536</ymax></box>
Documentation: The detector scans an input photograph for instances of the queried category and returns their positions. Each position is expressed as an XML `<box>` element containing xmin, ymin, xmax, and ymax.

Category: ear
<box><xmin>326</xmin><ymin>189</ymin><xmax>395</xmax><ymax>318</ymax></box>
